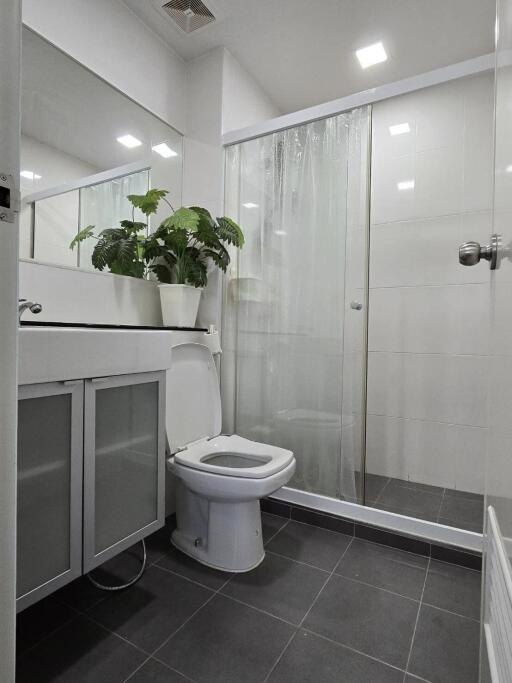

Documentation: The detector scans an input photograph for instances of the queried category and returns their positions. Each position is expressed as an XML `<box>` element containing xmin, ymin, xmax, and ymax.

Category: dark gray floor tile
<box><xmin>376</xmin><ymin>485</ymin><xmax>443</xmax><ymax>523</ymax></box>
<box><xmin>266</xmin><ymin>520</ymin><xmax>352</xmax><ymax>571</ymax></box>
<box><xmin>262</xmin><ymin>512</ymin><xmax>288</xmax><ymax>544</ymax></box>
<box><xmin>16</xmin><ymin>615</ymin><xmax>146</xmax><ymax>683</ymax></box>
<box><xmin>303</xmin><ymin>573</ymin><xmax>418</xmax><ymax>669</ymax></box>
<box><xmin>444</xmin><ymin>488</ymin><xmax>484</xmax><ymax>503</ymax></box>
<box><xmin>386</xmin><ymin>477</ymin><xmax>445</xmax><ymax>496</ymax></box>
<box><xmin>439</xmin><ymin>496</ymin><xmax>484</xmax><ymax>532</ymax></box>
<box><xmin>145</xmin><ymin>522</ymin><xmax>176</xmax><ymax>565</ymax></box>
<box><xmin>88</xmin><ymin>565</ymin><xmax>212</xmax><ymax>652</ymax></box>
<box><xmin>423</xmin><ymin>560</ymin><xmax>481</xmax><ymax>619</ymax></box>
<box><xmin>128</xmin><ymin>658</ymin><xmax>192</xmax><ymax>682</ymax></box>
<box><xmin>156</xmin><ymin>594</ymin><xmax>295</xmax><ymax>683</ymax></box>
<box><xmin>335</xmin><ymin>539</ymin><xmax>428</xmax><ymax>599</ymax></box>
<box><xmin>54</xmin><ymin>576</ymin><xmax>108</xmax><ymax>613</ymax></box>
<box><xmin>268</xmin><ymin>630</ymin><xmax>403</xmax><ymax>683</ymax></box>
<box><xmin>16</xmin><ymin>595</ymin><xmax>77</xmax><ymax>656</ymax></box>
<box><xmin>155</xmin><ymin>542</ymin><xmax>230</xmax><ymax>590</ymax></box>
<box><xmin>363</xmin><ymin>473</ymin><xmax>390</xmax><ymax>502</ymax></box>
<box><xmin>221</xmin><ymin>551</ymin><xmax>327</xmax><ymax>625</ymax></box>
<box><xmin>408</xmin><ymin>604</ymin><xmax>479</xmax><ymax>683</ymax></box>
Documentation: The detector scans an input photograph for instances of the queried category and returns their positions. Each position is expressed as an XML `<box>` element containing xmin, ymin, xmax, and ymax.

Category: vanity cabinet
<box><xmin>83</xmin><ymin>372</ymin><xmax>165</xmax><ymax>571</ymax></box>
<box><xmin>17</xmin><ymin>371</ymin><xmax>166</xmax><ymax>611</ymax></box>
<box><xmin>17</xmin><ymin>381</ymin><xmax>83</xmax><ymax>610</ymax></box>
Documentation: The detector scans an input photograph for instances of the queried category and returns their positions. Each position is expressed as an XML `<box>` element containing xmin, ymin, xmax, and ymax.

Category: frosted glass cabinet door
<box><xmin>83</xmin><ymin>372</ymin><xmax>165</xmax><ymax>571</ymax></box>
<box><xmin>17</xmin><ymin>381</ymin><xmax>83</xmax><ymax>611</ymax></box>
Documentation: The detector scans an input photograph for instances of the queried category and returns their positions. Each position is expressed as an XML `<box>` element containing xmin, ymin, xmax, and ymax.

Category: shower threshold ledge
<box><xmin>271</xmin><ymin>486</ymin><xmax>483</xmax><ymax>555</ymax></box>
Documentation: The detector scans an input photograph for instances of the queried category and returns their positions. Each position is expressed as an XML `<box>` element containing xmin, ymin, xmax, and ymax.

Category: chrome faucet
<box><xmin>18</xmin><ymin>299</ymin><xmax>42</xmax><ymax>322</ymax></box>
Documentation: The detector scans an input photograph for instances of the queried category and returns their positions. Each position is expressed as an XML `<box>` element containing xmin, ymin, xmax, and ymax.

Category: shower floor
<box><xmin>16</xmin><ymin>511</ymin><xmax>481</xmax><ymax>682</ymax></box>
<box><xmin>365</xmin><ymin>474</ymin><xmax>484</xmax><ymax>533</ymax></box>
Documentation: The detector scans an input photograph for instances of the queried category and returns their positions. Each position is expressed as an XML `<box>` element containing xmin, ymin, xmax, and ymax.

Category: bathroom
<box><xmin>0</xmin><ymin>0</ymin><xmax>509</xmax><ymax>681</ymax></box>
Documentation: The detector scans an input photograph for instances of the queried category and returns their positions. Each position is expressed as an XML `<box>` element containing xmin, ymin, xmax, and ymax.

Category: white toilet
<box><xmin>166</xmin><ymin>342</ymin><xmax>295</xmax><ymax>572</ymax></box>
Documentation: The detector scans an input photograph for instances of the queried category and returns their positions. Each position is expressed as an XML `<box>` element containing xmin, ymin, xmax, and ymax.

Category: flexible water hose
<box><xmin>86</xmin><ymin>539</ymin><xmax>147</xmax><ymax>591</ymax></box>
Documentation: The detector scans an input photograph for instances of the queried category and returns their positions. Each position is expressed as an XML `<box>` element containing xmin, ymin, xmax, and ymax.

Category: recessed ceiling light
<box><xmin>152</xmin><ymin>143</ymin><xmax>178</xmax><ymax>158</ymax></box>
<box><xmin>20</xmin><ymin>170</ymin><xmax>42</xmax><ymax>180</ymax></box>
<box><xmin>243</xmin><ymin>202</ymin><xmax>259</xmax><ymax>209</ymax></box>
<box><xmin>397</xmin><ymin>180</ymin><xmax>415</xmax><ymax>191</ymax></box>
<box><xmin>356</xmin><ymin>41</ymin><xmax>388</xmax><ymax>69</ymax></box>
<box><xmin>117</xmin><ymin>134</ymin><xmax>142</xmax><ymax>148</ymax></box>
<box><xmin>275</xmin><ymin>230</ymin><xmax>287</xmax><ymax>236</ymax></box>
<box><xmin>389</xmin><ymin>122</ymin><xmax>410</xmax><ymax>136</ymax></box>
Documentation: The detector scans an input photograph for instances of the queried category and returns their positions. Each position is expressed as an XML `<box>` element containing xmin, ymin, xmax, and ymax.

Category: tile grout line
<box><xmin>403</xmin><ymin>555</ymin><xmax>431</xmax><ymax>682</ymax></box>
<box><xmin>262</xmin><ymin>536</ymin><xmax>357</xmax><ymax>683</ymax></box>
<box><xmin>261</xmin><ymin>629</ymin><xmax>299</xmax><ymax>683</ymax></box>
<box><xmin>299</xmin><ymin>626</ymin><xmax>409</xmax><ymax>677</ymax></box>
<box><xmin>436</xmin><ymin>487</ymin><xmax>447</xmax><ymax>524</ymax></box>
<box><xmin>297</xmin><ymin>537</ymin><xmax>355</xmax><ymax>629</ymax></box>
<box><xmin>263</xmin><ymin>518</ymin><xmax>290</xmax><ymax>546</ymax></box>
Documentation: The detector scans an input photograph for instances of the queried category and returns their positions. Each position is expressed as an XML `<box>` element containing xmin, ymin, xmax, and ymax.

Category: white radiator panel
<box><xmin>485</xmin><ymin>506</ymin><xmax>512</xmax><ymax>683</ymax></box>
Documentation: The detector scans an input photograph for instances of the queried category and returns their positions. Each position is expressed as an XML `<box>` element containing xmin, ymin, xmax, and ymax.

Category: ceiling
<box><xmin>122</xmin><ymin>0</ymin><xmax>495</xmax><ymax>115</ymax></box>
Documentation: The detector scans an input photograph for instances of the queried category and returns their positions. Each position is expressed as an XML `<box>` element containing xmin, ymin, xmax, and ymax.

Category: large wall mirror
<box><xmin>20</xmin><ymin>27</ymin><xmax>183</xmax><ymax>272</ymax></box>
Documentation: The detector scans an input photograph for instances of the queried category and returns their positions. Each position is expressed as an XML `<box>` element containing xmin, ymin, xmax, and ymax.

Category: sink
<box><xmin>19</xmin><ymin>326</ymin><xmax>174</xmax><ymax>385</ymax></box>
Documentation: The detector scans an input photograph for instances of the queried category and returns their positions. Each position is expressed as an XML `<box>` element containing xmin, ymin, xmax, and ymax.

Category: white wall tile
<box><xmin>455</xmin><ymin>425</ymin><xmax>487</xmax><ymax>494</ymax></box>
<box><xmin>369</xmin><ymin>284</ymin><xmax>489</xmax><ymax>356</ymax></box>
<box><xmin>367</xmin><ymin>352</ymin><xmax>488</xmax><ymax>427</ymax></box>
<box><xmin>370</xmin><ymin>215</ymin><xmax>461</xmax><ymax>288</ymax></box>
<box><xmin>367</xmin><ymin>73</ymin><xmax>492</xmax><ymax>494</ymax></box>
<box><xmin>366</xmin><ymin>414</ymin><xmax>457</xmax><ymax>488</ymax></box>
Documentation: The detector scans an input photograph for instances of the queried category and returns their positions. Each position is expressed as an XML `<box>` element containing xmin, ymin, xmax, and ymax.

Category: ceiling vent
<box><xmin>161</xmin><ymin>0</ymin><xmax>216</xmax><ymax>33</ymax></box>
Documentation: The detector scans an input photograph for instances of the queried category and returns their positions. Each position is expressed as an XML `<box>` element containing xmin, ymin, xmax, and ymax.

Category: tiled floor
<box><xmin>365</xmin><ymin>474</ymin><xmax>484</xmax><ymax>532</ymax></box>
<box><xmin>16</xmin><ymin>512</ymin><xmax>482</xmax><ymax>683</ymax></box>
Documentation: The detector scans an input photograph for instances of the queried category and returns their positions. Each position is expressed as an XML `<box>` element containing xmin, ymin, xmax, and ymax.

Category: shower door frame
<box><xmin>221</xmin><ymin>54</ymin><xmax>494</xmax><ymax>554</ymax></box>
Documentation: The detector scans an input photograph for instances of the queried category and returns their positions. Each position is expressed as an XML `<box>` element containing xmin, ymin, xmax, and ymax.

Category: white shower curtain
<box><xmin>222</xmin><ymin>108</ymin><xmax>369</xmax><ymax>501</ymax></box>
<box><xmin>79</xmin><ymin>169</ymin><xmax>150</xmax><ymax>270</ymax></box>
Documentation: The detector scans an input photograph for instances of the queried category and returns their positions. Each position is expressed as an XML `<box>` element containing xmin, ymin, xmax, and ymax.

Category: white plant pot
<box><xmin>158</xmin><ymin>284</ymin><xmax>202</xmax><ymax>327</ymax></box>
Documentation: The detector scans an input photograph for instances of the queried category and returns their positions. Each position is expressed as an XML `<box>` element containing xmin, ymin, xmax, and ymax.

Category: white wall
<box><xmin>22</xmin><ymin>0</ymin><xmax>187</xmax><ymax>133</ymax></box>
<box><xmin>366</xmin><ymin>72</ymin><xmax>494</xmax><ymax>496</ymax></box>
<box><xmin>184</xmin><ymin>48</ymin><xmax>281</xmax><ymax>330</ymax></box>
<box><xmin>222</xmin><ymin>50</ymin><xmax>280</xmax><ymax>134</ymax></box>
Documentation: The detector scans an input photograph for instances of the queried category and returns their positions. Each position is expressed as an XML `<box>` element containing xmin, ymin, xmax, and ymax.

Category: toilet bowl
<box><xmin>166</xmin><ymin>343</ymin><xmax>295</xmax><ymax>572</ymax></box>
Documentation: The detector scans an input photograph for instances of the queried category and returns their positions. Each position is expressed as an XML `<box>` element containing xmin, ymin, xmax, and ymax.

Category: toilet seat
<box><xmin>174</xmin><ymin>434</ymin><xmax>294</xmax><ymax>479</ymax></box>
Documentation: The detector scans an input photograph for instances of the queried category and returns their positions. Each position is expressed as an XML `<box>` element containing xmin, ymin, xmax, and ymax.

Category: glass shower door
<box><xmin>222</xmin><ymin>108</ymin><xmax>370</xmax><ymax>502</ymax></box>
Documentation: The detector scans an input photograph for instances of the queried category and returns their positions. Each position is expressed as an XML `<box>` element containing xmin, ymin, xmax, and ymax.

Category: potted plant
<box><xmin>71</xmin><ymin>188</ymin><xmax>244</xmax><ymax>326</ymax></box>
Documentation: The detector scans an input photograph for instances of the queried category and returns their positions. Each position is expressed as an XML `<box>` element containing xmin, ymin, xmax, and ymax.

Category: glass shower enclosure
<box><xmin>222</xmin><ymin>107</ymin><xmax>371</xmax><ymax>504</ymax></box>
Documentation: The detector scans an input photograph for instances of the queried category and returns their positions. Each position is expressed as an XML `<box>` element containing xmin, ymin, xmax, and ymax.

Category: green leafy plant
<box><xmin>70</xmin><ymin>189</ymin><xmax>244</xmax><ymax>286</ymax></box>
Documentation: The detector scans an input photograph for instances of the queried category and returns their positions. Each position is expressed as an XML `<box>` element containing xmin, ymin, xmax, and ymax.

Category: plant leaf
<box><xmin>70</xmin><ymin>225</ymin><xmax>95</xmax><ymax>250</ymax></box>
<box><xmin>150</xmin><ymin>262</ymin><xmax>173</xmax><ymax>284</ymax></box>
<box><xmin>120</xmin><ymin>220</ymin><xmax>147</xmax><ymax>233</ymax></box>
<box><xmin>127</xmin><ymin>189</ymin><xmax>168</xmax><ymax>216</ymax></box>
<box><xmin>161</xmin><ymin>207</ymin><xmax>200</xmax><ymax>232</ymax></box>
<box><xmin>217</xmin><ymin>216</ymin><xmax>245</xmax><ymax>247</ymax></box>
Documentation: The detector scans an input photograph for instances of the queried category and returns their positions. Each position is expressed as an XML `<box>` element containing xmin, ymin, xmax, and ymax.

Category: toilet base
<box><xmin>172</xmin><ymin>482</ymin><xmax>266</xmax><ymax>572</ymax></box>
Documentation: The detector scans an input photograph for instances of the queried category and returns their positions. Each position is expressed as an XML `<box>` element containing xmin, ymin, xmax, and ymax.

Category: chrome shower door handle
<box><xmin>459</xmin><ymin>234</ymin><xmax>500</xmax><ymax>270</ymax></box>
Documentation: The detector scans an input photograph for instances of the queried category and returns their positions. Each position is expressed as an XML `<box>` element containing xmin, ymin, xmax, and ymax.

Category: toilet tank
<box><xmin>166</xmin><ymin>343</ymin><xmax>222</xmax><ymax>454</ymax></box>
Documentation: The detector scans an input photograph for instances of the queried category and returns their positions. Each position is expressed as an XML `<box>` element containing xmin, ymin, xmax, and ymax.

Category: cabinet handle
<box><xmin>90</xmin><ymin>377</ymin><xmax>109</xmax><ymax>384</ymax></box>
<box><xmin>61</xmin><ymin>380</ymin><xmax>82</xmax><ymax>386</ymax></box>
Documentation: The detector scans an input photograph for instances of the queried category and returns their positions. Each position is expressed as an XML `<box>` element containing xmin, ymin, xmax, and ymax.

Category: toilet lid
<box><xmin>166</xmin><ymin>343</ymin><xmax>221</xmax><ymax>453</ymax></box>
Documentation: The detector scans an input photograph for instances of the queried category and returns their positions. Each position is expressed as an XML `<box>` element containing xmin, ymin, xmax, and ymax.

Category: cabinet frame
<box><xmin>17</xmin><ymin>380</ymin><xmax>84</xmax><ymax>612</ymax></box>
<box><xmin>83</xmin><ymin>371</ymin><xmax>166</xmax><ymax>572</ymax></box>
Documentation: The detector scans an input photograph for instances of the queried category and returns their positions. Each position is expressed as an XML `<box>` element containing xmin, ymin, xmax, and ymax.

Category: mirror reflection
<box><xmin>20</xmin><ymin>27</ymin><xmax>183</xmax><ymax>270</ymax></box>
